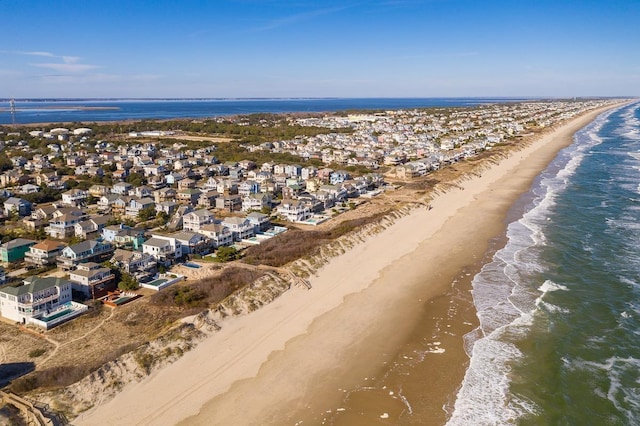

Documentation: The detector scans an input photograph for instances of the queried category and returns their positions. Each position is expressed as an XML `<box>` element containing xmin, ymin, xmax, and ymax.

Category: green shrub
<box><xmin>28</xmin><ymin>348</ymin><xmax>46</xmax><ymax>358</ymax></box>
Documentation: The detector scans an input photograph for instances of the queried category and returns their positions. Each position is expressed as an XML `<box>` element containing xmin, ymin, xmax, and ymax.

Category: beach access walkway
<box><xmin>0</xmin><ymin>390</ymin><xmax>66</xmax><ymax>425</ymax></box>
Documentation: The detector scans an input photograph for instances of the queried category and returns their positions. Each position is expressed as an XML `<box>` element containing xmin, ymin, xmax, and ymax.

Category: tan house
<box><xmin>24</xmin><ymin>239</ymin><xmax>66</xmax><ymax>267</ymax></box>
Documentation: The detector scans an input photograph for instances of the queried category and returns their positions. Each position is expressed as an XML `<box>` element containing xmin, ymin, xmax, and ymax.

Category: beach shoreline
<box><xmin>72</xmin><ymin>104</ymin><xmax>621</xmax><ymax>426</ymax></box>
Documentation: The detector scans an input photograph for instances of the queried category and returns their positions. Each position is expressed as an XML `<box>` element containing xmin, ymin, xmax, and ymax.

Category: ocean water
<box><xmin>448</xmin><ymin>101</ymin><xmax>640</xmax><ymax>424</ymax></box>
<box><xmin>0</xmin><ymin>97</ymin><xmax>532</xmax><ymax>125</ymax></box>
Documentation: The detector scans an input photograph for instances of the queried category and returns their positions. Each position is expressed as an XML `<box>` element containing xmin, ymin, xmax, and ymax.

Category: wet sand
<box><xmin>74</xmin><ymin>105</ymin><xmax>619</xmax><ymax>426</ymax></box>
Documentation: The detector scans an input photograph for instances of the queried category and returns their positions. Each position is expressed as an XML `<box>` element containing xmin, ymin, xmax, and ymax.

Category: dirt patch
<box><xmin>154</xmin><ymin>134</ymin><xmax>234</xmax><ymax>143</ymax></box>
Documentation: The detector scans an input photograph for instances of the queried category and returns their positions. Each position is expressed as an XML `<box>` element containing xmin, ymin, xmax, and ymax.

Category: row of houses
<box><xmin>0</xmin><ymin>210</ymin><xmax>275</xmax><ymax>327</ymax></box>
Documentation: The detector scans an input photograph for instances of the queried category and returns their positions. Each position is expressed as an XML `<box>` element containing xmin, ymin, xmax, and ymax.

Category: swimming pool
<box><xmin>147</xmin><ymin>278</ymin><xmax>168</xmax><ymax>287</ymax></box>
<box><xmin>40</xmin><ymin>309</ymin><xmax>72</xmax><ymax>322</ymax></box>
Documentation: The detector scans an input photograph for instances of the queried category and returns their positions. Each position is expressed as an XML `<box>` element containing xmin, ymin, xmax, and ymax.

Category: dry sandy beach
<box><xmin>74</xmin><ymin>105</ymin><xmax>618</xmax><ymax>426</ymax></box>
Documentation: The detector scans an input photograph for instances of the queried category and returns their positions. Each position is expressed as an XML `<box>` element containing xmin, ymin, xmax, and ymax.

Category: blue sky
<box><xmin>1</xmin><ymin>0</ymin><xmax>639</xmax><ymax>98</ymax></box>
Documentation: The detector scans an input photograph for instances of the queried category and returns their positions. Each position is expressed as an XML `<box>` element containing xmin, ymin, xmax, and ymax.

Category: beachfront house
<box><xmin>221</xmin><ymin>217</ymin><xmax>255</xmax><ymax>242</ymax></box>
<box><xmin>172</xmin><ymin>231</ymin><xmax>212</xmax><ymax>256</ymax></box>
<box><xmin>276</xmin><ymin>199</ymin><xmax>312</xmax><ymax>222</ymax></box>
<box><xmin>142</xmin><ymin>235</ymin><xmax>182</xmax><ymax>265</ymax></box>
<box><xmin>198</xmin><ymin>223</ymin><xmax>233</xmax><ymax>248</ymax></box>
<box><xmin>246</xmin><ymin>212</ymin><xmax>271</xmax><ymax>233</ymax></box>
<box><xmin>110</xmin><ymin>249</ymin><xmax>157</xmax><ymax>282</ymax></box>
<box><xmin>68</xmin><ymin>262</ymin><xmax>116</xmax><ymax>299</ymax></box>
<box><xmin>0</xmin><ymin>276</ymin><xmax>87</xmax><ymax>329</ymax></box>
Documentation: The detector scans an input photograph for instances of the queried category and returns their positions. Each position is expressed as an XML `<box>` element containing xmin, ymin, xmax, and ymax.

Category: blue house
<box><xmin>3</xmin><ymin>197</ymin><xmax>32</xmax><ymax>217</ymax></box>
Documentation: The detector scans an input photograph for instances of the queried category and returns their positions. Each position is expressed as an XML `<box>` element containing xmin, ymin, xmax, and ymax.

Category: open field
<box><xmin>136</xmin><ymin>134</ymin><xmax>234</xmax><ymax>143</ymax></box>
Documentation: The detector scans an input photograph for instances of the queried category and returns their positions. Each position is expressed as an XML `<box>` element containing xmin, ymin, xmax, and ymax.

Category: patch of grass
<box><xmin>149</xmin><ymin>267</ymin><xmax>265</xmax><ymax>309</ymax></box>
<box><xmin>242</xmin><ymin>210</ymin><xmax>390</xmax><ymax>268</ymax></box>
<box><xmin>28</xmin><ymin>348</ymin><xmax>46</xmax><ymax>358</ymax></box>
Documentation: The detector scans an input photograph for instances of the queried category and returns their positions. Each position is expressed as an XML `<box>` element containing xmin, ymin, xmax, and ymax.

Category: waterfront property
<box><xmin>0</xmin><ymin>276</ymin><xmax>87</xmax><ymax>329</ymax></box>
<box><xmin>68</xmin><ymin>262</ymin><xmax>116</xmax><ymax>299</ymax></box>
<box><xmin>110</xmin><ymin>249</ymin><xmax>157</xmax><ymax>282</ymax></box>
<box><xmin>277</xmin><ymin>199</ymin><xmax>312</xmax><ymax>222</ymax></box>
<box><xmin>221</xmin><ymin>216</ymin><xmax>255</xmax><ymax>242</ymax></box>
<box><xmin>142</xmin><ymin>235</ymin><xmax>182</xmax><ymax>265</ymax></box>
<box><xmin>100</xmin><ymin>290</ymin><xmax>141</xmax><ymax>308</ymax></box>
<box><xmin>140</xmin><ymin>273</ymin><xmax>184</xmax><ymax>291</ymax></box>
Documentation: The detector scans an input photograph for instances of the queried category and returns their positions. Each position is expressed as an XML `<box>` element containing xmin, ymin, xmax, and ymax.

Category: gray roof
<box><xmin>67</xmin><ymin>239</ymin><xmax>107</xmax><ymax>254</ymax></box>
<box><xmin>90</xmin><ymin>215</ymin><xmax>113</xmax><ymax>226</ymax></box>
<box><xmin>70</xmin><ymin>267</ymin><xmax>111</xmax><ymax>278</ymax></box>
<box><xmin>172</xmin><ymin>231</ymin><xmax>202</xmax><ymax>242</ymax></box>
<box><xmin>4</xmin><ymin>197</ymin><xmax>29</xmax><ymax>205</ymax></box>
<box><xmin>222</xmin><ymin>216</ymin><xmax>247</xmax><ymax>225</ymax></box>
<box><xmin>1</xmin><ymin>238</ymin><xmax>36</xmax><ymax>250</ymax></box>
<box><xmin>143</xmin><ymin>237</ymin><xmax>171</xmax><ymax>248</ymax></box>
<box><xmin>1</xmin><ymin>277</ymin><xmax>70</xmax><ymax>296</ymax></box>
<box><xmin>246</xmin><ymin>212</ymin><xmax>268</xmax><ymax>220</ymax></box>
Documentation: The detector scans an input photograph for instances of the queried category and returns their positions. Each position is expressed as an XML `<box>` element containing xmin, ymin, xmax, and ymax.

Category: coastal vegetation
<box><xmin>149</xmin><ymin>267</ymin><xmax>264</xmax><ymax>309</ymax></box>
<box><xmin>243</xmin><ymin>211</ymin><xmax>391</xmax><ymax>267</ymax></box>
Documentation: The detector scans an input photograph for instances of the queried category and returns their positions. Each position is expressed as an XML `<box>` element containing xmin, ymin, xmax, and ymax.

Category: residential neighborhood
<box><xmin>0</xmin><ymin>99</ymin><xmax>614</xmax><ymax>328</ymax></box>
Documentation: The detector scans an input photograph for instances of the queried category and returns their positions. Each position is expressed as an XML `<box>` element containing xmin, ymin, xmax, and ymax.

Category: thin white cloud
<box><xmin>0</xmin><ymin>50</ymin><xmax>55</xmax><ymax>57</ymax></box>
<box><xmin>246</xmin><ymin>5</ymin><xmax>351</xmax><ymax>32</ymax></box>
<box><xmin>39</xmin><ymin>72</ymin><xmax>162</xmax><ymax>83</ymax></box>
<box><xmin>34</xmin><ymin>62</ymin><xmax>101</xmax><ymax>73</ymax></box>
<box><xmin>0</xmin><ymin>50</ymin><xmax>101</xmax><ymax>73</ymax></box>
<box><xmin>62</xmin><ymin>56</ymin><xmax>81</xmax><ymax>64</ymax></box>
<box><xmin>23</xmin><ymin>50</ymin><xmax>56</xmax><ymax>57</ymax></box>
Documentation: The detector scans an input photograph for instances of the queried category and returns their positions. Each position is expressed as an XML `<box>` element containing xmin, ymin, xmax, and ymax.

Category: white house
<box><xmin>241</xmin><ymin>193</ymin><xmax>271</xmax><ymax>212</ymax></box>
<box><xmin>221</xmin><ymin>216</ymin><xmax>255</xmax><ymax>241</ymax></box>
<box><xmin>62</xmin><ymin>188</ymin><xmax>89</xmax><ymax>206</ymax></box>
<box><xmin>277</xmin><ymin>199</ymin><xmax>312</xmax><ymax>222</ymax></box>
<box><xmin>0</xmin><ymin>277</ymin><xmax>87</xmax><ymax>329</ymax></box>
<box><xmin>199</xmin><ymin>223</ymin><xmax>233</xmax><ymax>248</ymax></box>
<box><xmin>142</xmin><ymin>235</ymin><xmax>182</xmax><ymax>264</ymax></box>
<box><xmin>182</xmin><ymin>209</ymin><xmax>216</xmax><ymax>232</ymax></box>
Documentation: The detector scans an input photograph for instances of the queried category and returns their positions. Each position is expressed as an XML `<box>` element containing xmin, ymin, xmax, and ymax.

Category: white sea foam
<box><xmin>447</xmin><ymin>106</ymin><xmax>626</xmax><ymax>425</ymax></box>
<box><xmin>534</xmin><ymin>281</ymin><xmax>570</xmax><ymax>314</ymax></box>
<box><xmin>537</xmin><ymin>280</ymin><xmax>568</xmax><ymax>293</ymax></box>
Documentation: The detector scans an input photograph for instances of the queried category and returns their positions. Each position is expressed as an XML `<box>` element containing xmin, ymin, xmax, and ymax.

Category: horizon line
<box><xmin>2</xmin><ymin>96</ymin><xmax>635</xmax><ymax>102</ymax></box>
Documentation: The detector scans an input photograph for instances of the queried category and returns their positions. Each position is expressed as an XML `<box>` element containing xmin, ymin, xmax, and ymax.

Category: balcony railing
<box><xmin>17</xmin><ymin>293</ymin><xmax>59</xmax><ymax>308</ymax></box>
